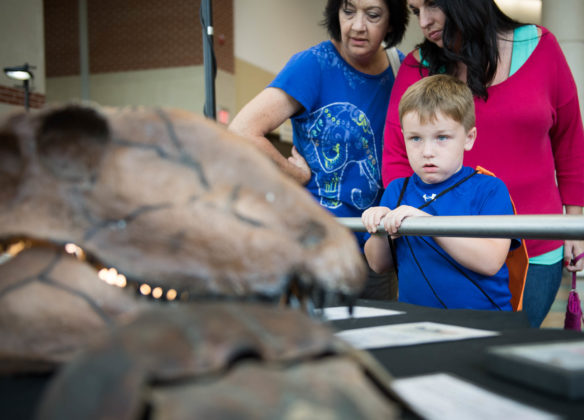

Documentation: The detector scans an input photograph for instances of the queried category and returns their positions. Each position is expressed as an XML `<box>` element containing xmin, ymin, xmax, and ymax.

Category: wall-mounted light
<box><xmin>3</xmin><ymin>63</ymin><xmax>35</xmax><ymax>111</ymax></box>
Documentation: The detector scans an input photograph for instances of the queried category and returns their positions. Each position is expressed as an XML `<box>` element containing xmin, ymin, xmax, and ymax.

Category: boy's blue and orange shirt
<box><xmin>381</xmin><ymin>166</ymin><xmax>519</xmax><ymax>310</ymax></box>
<box><xmin>269</xmin><ymin>40</ymin><xmax>402</xmax><ymax>248</ymax></box>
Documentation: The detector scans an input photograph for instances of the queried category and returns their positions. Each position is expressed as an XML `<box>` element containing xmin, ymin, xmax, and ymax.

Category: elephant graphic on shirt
<box><xmin>299</xmin><ymin>103</ymin><xmax>382</xmax><ymax>210</ymax></box>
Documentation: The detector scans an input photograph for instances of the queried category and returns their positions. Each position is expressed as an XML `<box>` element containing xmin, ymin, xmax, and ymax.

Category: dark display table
<box><xmin>332</xmin><ymin>300</ymin><xmax>584</xmax><ymax>419</ymax></box>
<box><xmin>1</xmin><ymin>300</ymin><xmax>582</xmax><ymax>419</ymax></box>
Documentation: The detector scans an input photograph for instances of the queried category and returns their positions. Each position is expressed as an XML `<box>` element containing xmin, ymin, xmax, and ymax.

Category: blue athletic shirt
<box><xmin>269</xmin><ymin>41</ymin><xmax>403</xmax><ymax>248</ymax></box>
<box><xmin>381</xmin><ymin>166</ymin><xmax>518</xmax><ymax>310</ymax></box>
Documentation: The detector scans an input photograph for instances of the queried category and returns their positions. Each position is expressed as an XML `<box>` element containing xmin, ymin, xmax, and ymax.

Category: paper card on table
<box><xmin>336</xmin><ymin>321</ymin><xmax>498</xmax><ymax>349</ymax></box>
<box><xmin>315</xmin><ymin>306</ymin><xmax>404</xmax><ymax>321</ymax></box>
<box><xmin>391</xmin><ymin>373</ymin><xmax>559</xmax><ymax>420</ymax></box>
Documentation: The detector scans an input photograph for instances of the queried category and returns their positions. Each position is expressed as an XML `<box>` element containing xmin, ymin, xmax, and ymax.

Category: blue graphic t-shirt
<box><xmin>269</xmin><ymin>41</ymin><xmax>402</xmax><ymax>247</ymax></box>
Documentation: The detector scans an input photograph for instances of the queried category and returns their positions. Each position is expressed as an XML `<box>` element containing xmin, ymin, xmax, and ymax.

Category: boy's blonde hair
<box><xmin>399</xmin><ymin>75</ymin><xmax>475</xmax><ymax>131</ymax></box>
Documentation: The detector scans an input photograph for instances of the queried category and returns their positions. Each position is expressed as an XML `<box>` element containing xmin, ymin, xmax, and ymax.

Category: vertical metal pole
<box><xmin>201</xmin><ymin>0</ymin><xmax>216</xmax><ymax>119</ymax></box>
<box><xmin>79</xmin><ymin>0</ymin><xmax>90</xmax><ymax>100</ymax></box>
<box><xmin>23</xmin><ymin>79</ymin><xmax>30</xmax><ymax>111</ymax></box>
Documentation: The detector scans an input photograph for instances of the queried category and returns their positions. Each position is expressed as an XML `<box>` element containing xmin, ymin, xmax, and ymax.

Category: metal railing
<box><xmin>337</xmin><ymin>215</ymin><xmax>584</xmax><ymax>240</ymax></box>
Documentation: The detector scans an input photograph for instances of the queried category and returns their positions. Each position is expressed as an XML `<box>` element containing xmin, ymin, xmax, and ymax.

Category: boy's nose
<box><xmin>422</xmin><ymin>141</ymin><xmax>435</xmax><ymax>157</ymax></box>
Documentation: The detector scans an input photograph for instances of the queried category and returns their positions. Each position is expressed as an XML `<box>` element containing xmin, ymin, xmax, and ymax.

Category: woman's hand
<box><xmin>287</xmin><ymin>146</ymin><xmax>311</xmax><ymax>185</ymax></box>
<box><xmin>229</xmin><ymin>88</ymin><xmax>308</xmax><ymax>184</ymax></box>
<box><xmin>564</xmin><ymin>240</ymin><xmax>584</xmax><ymax>272</ymax></box>
<box><xmin>564</xmin><ymin>206</ymin><xmax>584</xmax><ymax>272</ymax></box>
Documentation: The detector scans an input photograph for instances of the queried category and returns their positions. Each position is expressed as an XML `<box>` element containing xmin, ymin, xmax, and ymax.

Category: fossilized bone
<box><xmin>0</xmin><ymin>104</ymin><xmax>366</xmax><ymax>295</ymax></box>
<box><xmin>0</xmin><ymin>104</ymin><xmax>367</xmax><ymax>369</ymax></box>
<box><xmin>36</xmin><ymin>304</ymin><xmax>400</xmax><ymax>420</ymax></box>
<box><xmin>0</xmin><ymin>104</ymin><xmax>403</xmax><ymax>419</ymax></box>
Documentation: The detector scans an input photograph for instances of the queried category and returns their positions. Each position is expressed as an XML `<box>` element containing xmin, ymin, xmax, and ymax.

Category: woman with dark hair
<box><xmin>381</xmin><ymin>0</ymin><xmax>584</xmax><ymax>326</ymax></box>
<box><xmin>230</xmin><ymin>0</ymin><xmax>409</xmax><ymax>300</ymax></box>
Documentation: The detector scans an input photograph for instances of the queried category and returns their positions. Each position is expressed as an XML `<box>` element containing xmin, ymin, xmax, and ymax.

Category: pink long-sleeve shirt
<box><xmin>382</xmin><ymin>27</ymin><xmax>584</xmax><ymax>258</ymax></box>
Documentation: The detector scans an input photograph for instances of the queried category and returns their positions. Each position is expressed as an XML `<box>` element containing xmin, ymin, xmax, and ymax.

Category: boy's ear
<box><xmin>464</xmin><ymin>127</ymin><xmax>477</xmax><ymax>151</ymax></box>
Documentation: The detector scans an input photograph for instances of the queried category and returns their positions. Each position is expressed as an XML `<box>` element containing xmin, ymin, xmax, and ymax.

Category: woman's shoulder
<box><xmin>534</xmin><ymin>25</ymin><xmax>560</xmax><ymax>48</ymax></box>
<box><xmin>282</xmin><ymin>41</ymin><xmax>332</xmax><ymax>73</ymax></box>
<box><xmin>523</xmin><ymin>25</ymin><xmax>567</xmax><ymax>66</ymax></box>
<box><xmin>309</xmin><ymin>40</ymin><xmax>335</xmax><ymax>53</ymax></box>
<box><xmin>392</xmin><ymin>50</ymin><xmax>422</xmax><ymax>78</ymax></box>
<box><xmin>295</xmin><ymin>40</ymin><xmax>361</xmax><ymax>71</ymax></box>
<box><xmin>410</xmin><ymin>48</ymin><xmax>421</xmax><ymax>63</ymax></box>
<box><xmin>400</xmin><ymin>48</ymin><xmax>420</xmax><ymax>64</ymax></box>
<box><xmin>290</xmin><ymin>41</ymin><xmax>331</xmax><ymax>60</ymax></box>
<box><xmin>391</xmin><ymin>50</ymin><xmax>425</xmax><ymax>89</ymax></box>
<box><xmin>537</xmin><ymin>25</ymin><xmax>549</xmax><ymax>36</ymax></box>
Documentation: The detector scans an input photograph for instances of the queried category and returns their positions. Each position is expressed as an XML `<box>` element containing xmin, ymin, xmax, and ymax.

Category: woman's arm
<box><xmin>547</xmin><ymin>33</ymin><xmax>584</xmax><ymax>271</ymax></box>
<box><xmin>229</xmin><ymin>87</ymin><xmax>311</xmax><ymax>185</ymax></box>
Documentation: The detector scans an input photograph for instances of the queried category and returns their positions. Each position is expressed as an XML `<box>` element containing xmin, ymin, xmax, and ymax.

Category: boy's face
<box><xmin>402</xmin><ymin>111</ymin><xmax>476</xmax><ymax>184</ymax></box>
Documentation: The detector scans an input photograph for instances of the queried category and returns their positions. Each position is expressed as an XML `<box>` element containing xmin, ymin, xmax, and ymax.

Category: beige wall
<box><xmin>46</xmin><ymin>67</ymin><xmax>234</xmax><ymax>119</ymax></box>
<box><xmin>234</xmin><ymin>58</ymin><xmax>275</xmax><ymax>113</ymax></box>
<box><xmin>1</xmin><ymin>0</ymin><xmax>45</xmax><ymax>92</ymax></box>
<box><xmin>542</xmin><ymin>0</ymin><xmax>584</xmax><ymax>119</ymax></box>
<box><xmin>0</xmin><ymin>0</ymin><xmax>45</xmax><ymax>112</ymax></box>
<box><xmin>1</xmin><ymin>0</ymin><xmax>579</xmax><ymax>121</ymax></box>
<box><xmin>0</xmin><ymin>103</ymin><xmax>19</xmax><ymax>114</ymax></box>
<box><xmin>232</xmin><ymin>0</ymin><xmax>327</xmax><ymax>118</ymax></box>
<box><xmin>234</xmin><ymin>0</ymin><xmax>328</xmax><ymax>75</ymax></box>
<box><xmin>495</xmin><ymin>0</ymin><xmax>542</xmax><ymax>24</ymax></box>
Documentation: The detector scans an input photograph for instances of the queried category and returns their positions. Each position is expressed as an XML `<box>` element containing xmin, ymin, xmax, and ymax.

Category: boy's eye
<box><xmin>437</xmin><ymin>135</ymin><xmax>448</xmax><ymax>141</ymax></box>
<box><xmin>409</xmin><ymin>136</ymin><xmax>422</xmax><ymax>142</ymax></box>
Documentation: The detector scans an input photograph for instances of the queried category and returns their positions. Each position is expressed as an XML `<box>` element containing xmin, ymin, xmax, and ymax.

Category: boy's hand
<box><xmin>361</xmin><ymin>206</ymin><xmax>391</xmax><ymax>233</ymax></box>
<box><xmin>384</xmin><ymin>205</ymin><xmax>430</xmax><ymax>236</ymax></box>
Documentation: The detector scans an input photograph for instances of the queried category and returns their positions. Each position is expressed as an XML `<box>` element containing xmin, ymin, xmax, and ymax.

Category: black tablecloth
<box><xmin>332</xmin><ymin>300</ymin><xmax>584</xmax><ymax>419</ymax></box>
<box><xmin>2</xmin><ymin>301</ymin><xmax>583</xmax><ymax>419</ymax></box>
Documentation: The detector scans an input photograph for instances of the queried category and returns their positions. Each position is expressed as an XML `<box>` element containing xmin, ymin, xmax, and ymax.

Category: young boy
<box><xmin>363</xmin><ymin>75</ymin><xmax>518</xmax><ymax>310</ymax></box>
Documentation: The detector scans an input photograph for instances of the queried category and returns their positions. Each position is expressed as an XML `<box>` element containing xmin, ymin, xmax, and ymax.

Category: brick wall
<box><xmin>44</xmin><ymin>0</ymin><xmax>80</xmax><ymax>77</ymax></box>
<box><xmin>44</xmin><ymin>0</ymin><xmax>233</xmax><ymax>77</ymax></box>
<box><xmin>0</xmin><ymin>86</ymin><xmax>45</xmax><ymax>109</ymax></box>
